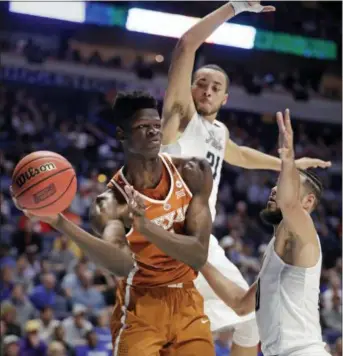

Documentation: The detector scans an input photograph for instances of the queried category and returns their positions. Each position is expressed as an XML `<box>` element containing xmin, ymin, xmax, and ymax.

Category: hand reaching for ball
<box><xmin>10</xmin><ymin>185</ymin><xmax>61</xmax><ymax>226</ymax></box>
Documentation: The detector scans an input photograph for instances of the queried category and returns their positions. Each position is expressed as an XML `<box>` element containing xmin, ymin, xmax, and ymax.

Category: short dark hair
<box><xmin>194</xmin><ymin>64</ymin><xmax>230</xmax><ymax>93</ymax></box>
<box><xmin>299</xmin><ymin>169</ymin><xmax>323</xmax><ymax>207</ymax></box>
<box><xmin>112</xmin><ymin>91</ymin><xmax>158</xmax><ymax>131</ymax></box>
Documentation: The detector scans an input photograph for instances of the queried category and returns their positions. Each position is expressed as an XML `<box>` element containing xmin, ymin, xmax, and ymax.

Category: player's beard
<box><xmin>259</xmin><ymin>207</ymin><xmax>283</xmax><ymax>226</ymax></box>
<box><xmin>196</xmin><ymin>101</ymin><xmax>221</xmax><ymax>117</ymax></box>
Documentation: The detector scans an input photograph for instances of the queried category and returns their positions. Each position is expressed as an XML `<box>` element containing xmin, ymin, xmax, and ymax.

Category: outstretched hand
<box><xmin>9</xmin><ymin>186</ymin><xmax>60</xmax><ymax>226</ymax></box>
<box><xmin>276</xmin><ymin>109</ymin><xmax>294</xmax><ymax>162</ymax></box>
<box><xmin>230</xmin><ymin>1</ymin><xmax>276</xmax><ymax>15</ymax></box>
<box><xmin>246</xmin><ymin>1</ymin><xmax>276</xmax><ymax>12</ymax></box>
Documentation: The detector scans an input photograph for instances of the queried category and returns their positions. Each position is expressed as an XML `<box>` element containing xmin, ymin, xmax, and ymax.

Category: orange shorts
<box><xmin>111</xmin><ymin>281</ymin><xmax>215</xmax><ymax>356</ymax></box>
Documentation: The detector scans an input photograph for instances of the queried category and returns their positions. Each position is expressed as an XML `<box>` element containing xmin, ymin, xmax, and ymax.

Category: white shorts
<box><xmin>195</xmin><ymin>235</ymin><xmax>256</xmax><ymax>332</ymax></box>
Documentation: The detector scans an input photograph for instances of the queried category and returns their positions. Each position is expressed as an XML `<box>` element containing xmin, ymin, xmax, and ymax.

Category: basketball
<box><xmin>11</xmin><ymin>151</ymin><xmax>77</xmax><ymax>216</ymax></box>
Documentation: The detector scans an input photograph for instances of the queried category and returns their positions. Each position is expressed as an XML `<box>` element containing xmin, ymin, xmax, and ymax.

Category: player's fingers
<box><xmin>284</xmin><ymin>109</ymin><xmax>293</xmax><ymax>132</ymax></box>
<box><xmin>318</xmin><ymin>160</ymin><xmax>332</xmax><ymax>168</ymax></box>
<box><xmin>124</xmin><ymin>185</ymin><xmax>133</xmax><ymax>200</ymax></box>
<box><xmin>262</xmin><ymin>6</ymin><xmax>276</xmax><ymax>12</ymax></box>
<box><xmin>276</xmin><ymin>112</ymin><xmax>285</xmax><ymax>133</ymax></box>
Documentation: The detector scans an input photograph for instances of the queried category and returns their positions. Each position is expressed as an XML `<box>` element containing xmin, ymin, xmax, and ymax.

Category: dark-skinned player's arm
<box><xmin>224</xmin><ymin>126</ymin><xmax>331</xmax><ymax>171</ymax></box>
<box><xmin>275</xmin><ymin>110</ymin><xmax>319</xmax><ymax>257</ymax></box>
<box><xmin>126</xmin><ymin>159</ymin><xmax>213</xmax><ymax>270</ymax></box>
<box><xmin>10</xmin><ymin>187</ymin><xmax>134</xmax><ymax>277</ymax></box>
<box><xmin>162</xmin><ymin>1</ymin><xmax>275</xmax><ymax>145</ymax></box>
<box><xmin>201</xmin><ymin>262</ymin><xmax>257</xmax><ymax>316</ymax></box>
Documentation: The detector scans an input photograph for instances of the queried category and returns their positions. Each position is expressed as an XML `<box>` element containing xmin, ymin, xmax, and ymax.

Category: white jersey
<box><xmin>161</xmin><ymin>112</ymin><xmax>226</xmax><ymax>220</ymax></box>
<box><xmin>256</xmin><ymin>236</ymin><xmax>327</xmax><ymax>356</ymax></box>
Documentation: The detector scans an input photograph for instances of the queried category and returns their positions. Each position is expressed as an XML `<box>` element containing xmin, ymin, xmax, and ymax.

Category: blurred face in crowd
<box><xmin>48</xmin><ymin>341</ymin><xmax>66</xmax><ymax>356</ymax></box>
<box><xmin>97</xmin><ymin>311</ymin><xmax>109</xmax><ymax>328</ymax></box>
<box><xmin>41</xmin><ymin>307</ymin><xmax>53</xmax><ymax>324</ymax></box>
<box><xmin>192</xmin><ymin>68</ymin><xmax>228</xmax><ymax>118</ymax></box>
<box><xmin>87</xmin><ymin>331</ymin><xmax>98</xmax><ymax>348</ymax></box>
<box><xmin>11</xmin><ymin>284</ymin><xmax>25</xmax><ymax>301</ymax></box>
<box><xmin>4</xmin><ymin>341</ymin><xmax>19</xmax><ymax>356</ymax></box>
<box><xmin>53</xmin><ymin>325</ymin><xmax>65</xmax><ymax>341</ymax></box>
<box><xmin>80</xmin><ymin>271</ymin><xmax>93</xmax><ymax>289</ymax></box>
<box><xmin>43</xmin><ymin>273</ymin><xmax>56</xmax><ymax>290</ymax></box>
<box><xmin>1</xmin><ymin>266</ymin><xmax>13</xmax><ymax>283</ymax></box>
<box><xmin>74</xmin><ymin>312</ymin><xmax>86</xmax><ymax>328</ymax></box>
<box><xmin>27</xmin><ymin>330</ymin><xmax>40</xmax><ymax>347</ymax></box>
<box><xmin>260</xmin><ymin>175</ymin><xmax>317</xmax><ymax>226</ymax></box>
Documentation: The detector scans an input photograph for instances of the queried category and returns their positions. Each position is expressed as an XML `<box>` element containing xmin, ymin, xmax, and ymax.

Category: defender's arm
<box><xmin>162</xmin><ymin>3</ymin><xmax>236</xmax><ymax>144</ymax></box>
<box><xmin>275</xmin><ymin>110</ymin><xmax>318</xmax><ymax>258</ymax></box>
<box><xmin>201</xmin><ymin>262</ymin><xmax>257</xmax><ymax>316</ymax></box>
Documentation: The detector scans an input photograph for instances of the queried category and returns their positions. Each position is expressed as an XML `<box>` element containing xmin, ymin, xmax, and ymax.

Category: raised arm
<box><xmin>201</xmin><ymin>262</ymin><xmax>257</xmax><ymax>316</ymax></box>
<box><xmin>162</xmin><ymin>2</ymin><xmax>275</xmax><ymax>144</ymax></box>
<box><xmin>125</xmin><ymin>158</ymin><xmax>213</xmax><ymax>270</ymax></box>
<box><xmin>224</xmin><ymin>126</ymin><xmax>331</xmax><ymax>171</ymax></box>
<box><xmin>275</xmin><ymin>110</ymin><xmax>319</xmax><ymax>263</ymax></box>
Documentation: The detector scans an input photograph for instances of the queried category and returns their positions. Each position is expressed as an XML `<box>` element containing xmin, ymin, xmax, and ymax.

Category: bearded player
<box><xmin>201</xmin><ymin>109</ymin><xmax>331</xmax><ymax>356</ymax></box>
<box><xmin>161</xmin><ymin>2</ymin><xmax>331</xmax><ymax>355</ymax></box>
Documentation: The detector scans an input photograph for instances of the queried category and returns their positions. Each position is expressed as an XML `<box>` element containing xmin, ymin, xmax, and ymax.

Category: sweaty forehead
<box><xmin>132</xmin><ymin>108</ymin><xmax>160</xmax><ymax>123</ymax></box>
<box><xmin>194</xmin><ymin>68</ymin><xmax>226</xmax><ymax>86</ymax></box>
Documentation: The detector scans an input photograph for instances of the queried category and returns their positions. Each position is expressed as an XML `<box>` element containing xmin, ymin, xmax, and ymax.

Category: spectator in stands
<box><xmin>71</xmin><ymin>270</ymin><xmax>106</xmax><ymax>316</ymax></box>
<box><xmin>8</xmin><ymin>283</ymin><xmax>35</xmax><ymax>329</ymax></box>
<box><xmin>61</xmin><ymin>261</ymin><xmax>87</xmax><ymax>297</ymax></box>
<box><xmin>0</xmin><ymin>266</ymin><xmax>14</xmax><ymax>302</ymax></box>
<box><xmin>19</xmin><ymin>320</ymin><xmax>47</xmax><ymax>356</ymax></box>
<box><xmin>11</xmin><ymin>219</ymin><xmax>42</xmax><ymax>256</ymax></box>
<box><xmin>48</xmin><ymin>341</ymin><xmax>67</xmax><ymax>356</ymax></box>
<box><xmin>322</xmin><ymin>293</ymin><xmax>342</xmax><ymax>344</ymax></box>
<box><xmin>50</xmin><ymin>236</ymin><xmax>77</xmax><ymax>276</ymax></box>
<box><xmin>36</xmin><ymin>306</ymin><xmax>60</xmax><ymax>343</ymax></box>
<box><xmin>2</xmin><ymin>335</ymin><xmax>20</xmax><ymax>356</ymax></box>
<box><xmin>74</xmin><ymin>329</ymin><xmax>110</xmax><ymax>356</ymax></box>
<box><xmin>0</xmin><ymin>244</ymin><xmax>16</xmax><ymax>269</ymax></box>
<box><xmin>61</xmin><ymin>304</ymin><xmax>92</xmax><ymax>348</ymax></box>
<box><xmin>12</xmin><ymin>255</ymin><xmax>33</xmax><ymax>291</ymax></box>
<box><xmin>29</xmin><ymin>273</ymin><xmax>57</xmax><ymax>310</ymax></box>
<box><xmin>93</xmin><ymin>310</ymin><xmax>111</xmax><ymax>350</ymax></box>
<box><xmin>0</xmin><ymin>302</ymin><xmax>21</xmax><ymax>338</ymax></box>
<box><xmin>92</xmin><ymin>268</ymin><xmax>116</xmax><ymax>306</ymax></box>
<box><xmin>52</xmin><ymin>324</ymin><xmax>75</xmax><ymax>356</ymax></box>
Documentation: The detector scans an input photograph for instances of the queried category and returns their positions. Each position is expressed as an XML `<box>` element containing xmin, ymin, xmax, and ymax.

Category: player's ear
<box><xmin>222</xmin><ymin>93</ymin><xmax>228</xmax><ymax>106</ymax></box>
<box><xmin>116</xmin><ymin>127</ymin><xmax>125</xmax><ymax>142</ymax></box>
<box><xmin>303</xmin><ymin>193</ymin><xmax>315</xmax><ymax>211</ymax></box>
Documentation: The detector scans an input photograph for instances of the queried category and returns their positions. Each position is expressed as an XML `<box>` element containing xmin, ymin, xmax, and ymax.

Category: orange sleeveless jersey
<box><xmin>107</xmin><ymin>153</ymin><xmax>197</xmax><ymax>287</ymax></box>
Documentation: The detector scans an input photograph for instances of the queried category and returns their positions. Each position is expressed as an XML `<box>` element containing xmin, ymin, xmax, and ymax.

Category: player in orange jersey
<box><xmin>12</xmin><ymin>91</ymin><xmax>215</xmax><ymax>356</ymax></box>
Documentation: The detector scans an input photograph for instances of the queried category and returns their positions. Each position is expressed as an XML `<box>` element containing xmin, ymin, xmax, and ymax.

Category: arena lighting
<box><xmin>9</xmin><ymin>1</ymin><xmax>86</xmax><ymax>23</ymax></box>
<box><xmin>126</xmin><ymin>8</ymin><xmax>256</xmax><ymax>50</ymax></box>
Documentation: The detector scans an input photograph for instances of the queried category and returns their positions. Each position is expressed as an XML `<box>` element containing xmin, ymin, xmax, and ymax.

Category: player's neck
<box><xmin>124</xmin><ymin>154</ymin><xmax>163</xmax><ymax>190</ymax></box>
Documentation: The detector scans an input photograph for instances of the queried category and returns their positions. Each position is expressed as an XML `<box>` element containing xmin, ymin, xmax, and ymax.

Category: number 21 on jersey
<box><xmin>206</xmin><ymin>151</ymin><xmax>220</xmax><ymax>180</ymax></box>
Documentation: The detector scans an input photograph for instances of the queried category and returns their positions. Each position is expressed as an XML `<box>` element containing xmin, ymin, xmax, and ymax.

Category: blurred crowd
<box><xmin>0</xmin><ymin>83</ymin><xmax>341</xmax><ymax>356</ymax></box>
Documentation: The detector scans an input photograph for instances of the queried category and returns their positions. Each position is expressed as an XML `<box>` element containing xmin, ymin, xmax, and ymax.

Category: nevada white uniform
<box><xmin>162</xmin><ymin>113</ymin><xmax>257</xmax><ymax>341</ymax></box>
<box><xmin>256</xmin><ymin>236</ymin><xmax>329</xmax><ymax>356</ymax></box>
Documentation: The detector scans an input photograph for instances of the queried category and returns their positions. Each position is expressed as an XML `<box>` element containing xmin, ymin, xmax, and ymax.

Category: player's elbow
<box><xmin>176</xmin><ymin>35</ymin><xmax>198</xmax><ymax>53</ymax></box>
<box><xmin>191</xmin><ymin>243</ymin><xmax>208</xmax><ymax>270</ymax></box>
<box><xmin>112</xmin><ymin>260</ymin><xmax>135</xmax><ymax>278</ymax></box>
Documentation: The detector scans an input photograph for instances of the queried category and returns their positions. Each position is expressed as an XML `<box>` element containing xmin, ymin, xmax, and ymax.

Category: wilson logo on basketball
<box><xmin>15</xmin><ymin>162</ymin><xmax>57</xmax><ymax>188</ymax></box>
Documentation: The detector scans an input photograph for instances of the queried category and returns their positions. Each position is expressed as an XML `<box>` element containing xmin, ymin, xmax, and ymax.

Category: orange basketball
<box><xmin>12</xmin><ymin>151</ymin><xmax>77</xmax><ymax>216</ymax></box>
